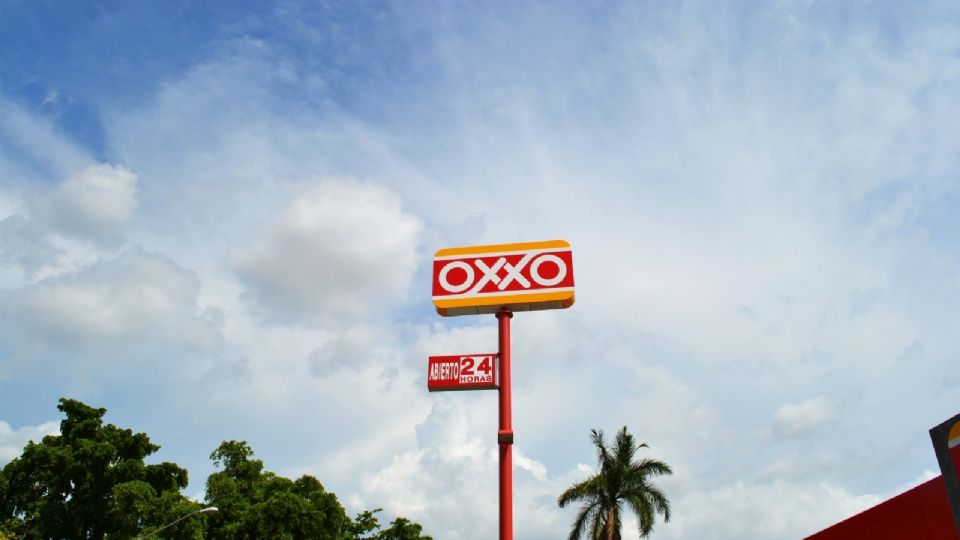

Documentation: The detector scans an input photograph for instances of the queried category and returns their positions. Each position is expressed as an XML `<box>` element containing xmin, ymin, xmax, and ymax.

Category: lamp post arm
<box><xmin>137</xmin><ymin>507</ymin><xmax>218</xmax><ymax>539</ymax></box>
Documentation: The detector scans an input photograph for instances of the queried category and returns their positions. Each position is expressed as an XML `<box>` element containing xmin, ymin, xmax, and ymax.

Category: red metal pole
<box><xmin>497</xmin><ymin>309</ymin><xmax>513</xmax><ymax>540</ymax></box>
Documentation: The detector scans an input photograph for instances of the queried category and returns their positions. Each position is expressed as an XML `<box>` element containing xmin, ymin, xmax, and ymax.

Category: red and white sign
<box><xmin>427</xmin><ymin>354</ymin><xmax>498</xmax><ymax>391</ymax></box>
<box><xmin>432</xmin><ymin>240</ymin><xmax>575</xmax><ymax>316</ymax></box>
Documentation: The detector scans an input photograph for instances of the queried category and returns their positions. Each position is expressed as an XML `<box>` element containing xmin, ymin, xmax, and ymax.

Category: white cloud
<box><xmin>773</xmin><ymin>397</ymin><xmax>837</xmax><ymax>438</ymax></box>
<box><xmin>0</xmin><ymin>96</ymin><xmax>92</xmax><ymax>181</ymax></box>
<box><xmin>0</xmin><ymin>161</ymin><xmax>138</xmax><ymax>284</ymax></box>
<box><xmin>659</xmin><ymin>480</ymin><xmax>882</xmax><ymax>540</ymax></box>
<box><xmin>0</xmin><ymin>419</ymin><xmax>58</xmax><ymax>466</ymax></box>
<box><xmin>40</xmin><ymin>163</ymin><xmax>138</xmax><ymax>239</ymax></box>
<box><xmin>1</xmin><ymin>249</ymin><xmax>220</xmax><ymax>356</ymax></box>
<box><xmin>231</xmin><ymin>179</ymin><xmax>422</xmax><ymax>325</ymax></box>
<box><xmin>353</xmin><ymin>389</ymin><xmax>877</xmax><ymax>540</ymax></box>
<box><xmin>0</xmin><ymin>214</ymin><xmax>59</xmax><ymax>282</ymax></box>
<box><xmin>354</xmin><ymin>399</ymin><xmax>567</xmax><ymax>540</ymax></box>
<box><xmin>308</xmin><ymin>325</ymin><xmax>386</xmax><ymax>376</ymax></box>
<box><xmin>0</xmin><ymin>187</ymin><xmax>20</xmax><ymax>221</ymax></box>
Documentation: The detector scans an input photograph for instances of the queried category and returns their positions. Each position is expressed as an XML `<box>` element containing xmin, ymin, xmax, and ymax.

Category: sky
<box><xmin>1</xmin><ymin>1</ymin><xmax>960</xmax><ymax>538</ymax></box>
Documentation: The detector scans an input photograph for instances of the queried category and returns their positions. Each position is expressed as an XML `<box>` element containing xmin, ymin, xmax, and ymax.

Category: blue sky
<box><xmin>2</xmin><ymin>1</ymin><xmax>960</xmax><ymax>538</ymax></box>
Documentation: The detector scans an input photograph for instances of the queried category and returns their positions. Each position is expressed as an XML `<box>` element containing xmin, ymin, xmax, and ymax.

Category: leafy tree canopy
<box><xmin>374</xmin><ymin>516</ymin><xmax>433</xmax><ymax>540</ymax></box>
<box><xmin>351</xmin><ymin>508</ymin><xmax>433</xmax><ymax>540</ymax></box>
<box><xmin>0</xmin><ymin>399</ymin><xmax>432</xmax><ymax>539</ymax></box>
<box><xmin>204</xmin><ymin>441</ymin><xmax>432</xmax><ymax>540</ymax></box>
<box><xmin>0</xmin><ymin>398</ymin><xmax>201</xmax><ymax>539</ymax></box>
<box><xmin>204</xmin><ymin>440</ymin><xmax>352</xmax><ymax>540</ymax></box>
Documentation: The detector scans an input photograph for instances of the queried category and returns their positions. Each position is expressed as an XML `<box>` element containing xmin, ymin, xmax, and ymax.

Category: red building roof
<box><xmin>806</xmin><ymin>476</ymin><xmax>959</xmax><ymax>539</ymax></box>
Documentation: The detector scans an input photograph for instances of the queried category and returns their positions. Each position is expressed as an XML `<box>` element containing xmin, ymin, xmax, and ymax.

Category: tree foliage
<box><xmin>558</xmin><ymin>427</ymin><xmax>672</xmax><ymax>540</ymax></box>
<box><xmin>0</xmin><ymin>399</ymin><xmax>432</xmax><ymax>539</ymax></box>
<box><xmin>204</xmin><ymin>440</ymin><xmax>352</xmax><ymax>539</ymax></box>
<box><xmin>350</xmin><ymin>509</ymin><xmax>433</xmax><ymax>540</ymax></box>
<box><xmin>375</xmin><ymin>516</ymin><xmax>433</xmax><ymax>540</ymax></box>
<box><xmin>203</xmin><ymin>441</ymin><xmax>431</xmax><ymax>540</ymax></box>
<box><xmin>0</xmin><ymin>398</ymin><xmax>201</xmax><ymax>539</ymax></box>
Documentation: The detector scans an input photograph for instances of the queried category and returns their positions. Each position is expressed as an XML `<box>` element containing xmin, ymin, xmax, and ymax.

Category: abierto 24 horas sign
<box><xmin>427</xmin><ymin>354</ymin><xmax>498</xmax><ymax>392</ymax></box>
<box><xmin>432</xmin><ymin>240</ymin><xmax>575</xmax><ymax>316</ymax></box>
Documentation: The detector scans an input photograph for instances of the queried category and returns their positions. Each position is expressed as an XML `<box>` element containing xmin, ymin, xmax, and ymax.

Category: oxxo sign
<box><xmin>427</xmin><ymin>355</ymin><xmax>498</xmax><ymax>392</ymax></box>
<box><xmin>432</xmin><ymin>240</ymin><xmax>575</xmax><ymax>316</ymax></box>
<box><xmin>427</xmin><ymin>239</ymin><xmax>575</xmax><ymax>540</ymax></box>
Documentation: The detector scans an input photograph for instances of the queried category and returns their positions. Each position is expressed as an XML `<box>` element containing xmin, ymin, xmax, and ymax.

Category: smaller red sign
<box><xmin>427</xmin><ymin>354</ymin><xmax>498</xmax><ymax>392</ymax></box>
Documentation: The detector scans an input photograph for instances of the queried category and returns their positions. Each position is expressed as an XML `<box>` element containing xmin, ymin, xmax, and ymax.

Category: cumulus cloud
<box><xmin>0</xmin><ymin>214</ymin><xmax>60</xmax><ymax>279</ymax></box>
<box><xmin>0</xmin><ymin>187</ymin><xmax>20</xmax><ymax>220</ymax></box>
<box><xmin>1</xmin><ymin>249</ymin><xmax>220</xmax><ymax>356</ymax></box>
<box><xmin>0</xmin><ymin>162</ymin><xmax>138</xmax><ymax>283</ymax></box>
<box><xmin>39</xmin><ymin>163</ymin><xmax>138</xmax><ymax>239</ymax></box>
<box><xmin>232</xmin><ymin>179</ymin><xmax>422</xmax><ymax>325</ymax></box>
<box><xmin>307</xmin><ymin>325</ymin><xmax>388</xmax><ymax>377</ymax></box>
<box><xmin>355</xmin><ymin>399</ymin><xmax>569</xmax><ymax>540</ymax></box>
<box><xmin>0</xmin><ymin>97</ymin><xmax>92</xmax><ymax>182</ymax></box>
<box><xmin>773</xmin><ymin>397</ymin><xmax>837</xmax><ymax>438</ymax></box>
<box><xmin>660</xmin><ymin>480</ymin><xmax>882</xmax><ymax>540</ymax></box>
<box><xmin>354</xmin><ymin>391</ymin><xmax>873</xmax><ymax>540</ymax></box>
<box><xmin>0</xmin><ymin>419</ymin><xmax>58</xmax><ymax>466</ymax></box>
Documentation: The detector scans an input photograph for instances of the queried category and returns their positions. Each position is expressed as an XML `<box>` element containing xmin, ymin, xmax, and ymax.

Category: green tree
<box><xmin>204</xmin><ymin>440</ymin><xmax>353</xmax><ymax>540</ymax></box>
<box><xmin>0</xmin><ymin>398</ymin><xmax>201</xmax><ymax>539</ymax></box>
<box><xmin>204</xmin><ymin>442</ymin><xmax>431</xmax><ymax>540</ymax></box>
<box><xmin>0</xmin><ymin>399</ymin><xmax>432</xmax><ymax>539</ymax></box>
<box><xmin>350</xmin><ymin>509</ymin><xmax>383</xmax><ymax>538</ymax></box>
<box><xmin>350</xmin><ymin>508</ymin><xmax>432</xmax><ymax>540</ymax></box>
<box><xmin>558</xmin><ymin>427</ymin><xmax>672</xmax><ymax>540</ymax></box>
<box><xmin>375</xmin><ymin>516</ymin><xmax>433</xmax><ymax>540</ymax></box>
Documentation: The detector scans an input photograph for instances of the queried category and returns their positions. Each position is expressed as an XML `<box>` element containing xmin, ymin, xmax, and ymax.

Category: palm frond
<box><xmin>614</xmin><ymin>427</ymin><xmax>636</xmax><ymax>467</ymax></box>
<box><xmin>643</xmin><ymin>484</ymin><xmax>671</xmax><ymax>523</ymax></box>
<box><xmin>558</xmin><ymin>475</ymin><xmax>604</xmax><ymax>508</ymax></box>
<box><xmin>624</xmin><ymin>492</ymin><xmax>656</xmax><ymax>538</ymax></box>
<box><xmin>589</xmin><ymin>503</ymin><xmax>606</xmax><ymax>540</ymax></box>
<box><xmin>631</xmin><ymin>458</ymin><xmax>672</xmax><ymax>479</ymax></box>
<box><xmin>562</xmin><ymin>427</ymin><xmax>672</xmax><ymax>540</ymax></box>
<box><xmin>568</xmin><ymin>500</ymin><xmax>600</xmax><ymax>540</ymax></box>
<box><xmin>590</xmin><ymin>429</ymin><xmax>612</xmax><ymax>472</ymax></box>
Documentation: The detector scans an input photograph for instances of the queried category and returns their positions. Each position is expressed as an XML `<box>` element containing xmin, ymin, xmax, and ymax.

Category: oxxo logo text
<box><xmin>432</xmin><ymin>248</ymin><xmax>574</xmax><ymax>298</ymax></box>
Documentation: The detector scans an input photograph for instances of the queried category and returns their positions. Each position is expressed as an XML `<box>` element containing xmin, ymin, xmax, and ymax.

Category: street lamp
<box><xmin>137</xmin><ymin>506</ymin><xmax>218</xmax><ymax>539</ymax></box>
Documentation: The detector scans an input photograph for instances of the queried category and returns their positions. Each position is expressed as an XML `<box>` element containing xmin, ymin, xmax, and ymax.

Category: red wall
<box><xmin>806</xmin><ymin>476</ymin><xmax>959</xmax><ymax>539</ymax></box>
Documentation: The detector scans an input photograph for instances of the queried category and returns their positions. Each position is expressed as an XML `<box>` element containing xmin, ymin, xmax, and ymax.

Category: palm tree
<box><xmin>558</xmin><ymin>427</ymin><xmax>672</xmax><ymax>539</ymax></box>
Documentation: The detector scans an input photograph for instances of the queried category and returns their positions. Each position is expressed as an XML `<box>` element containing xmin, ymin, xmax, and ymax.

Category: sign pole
<box><xmin>497</xmin><ymin>309</ymin><xmax>513</xmax><ymax>540</ymax></box>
